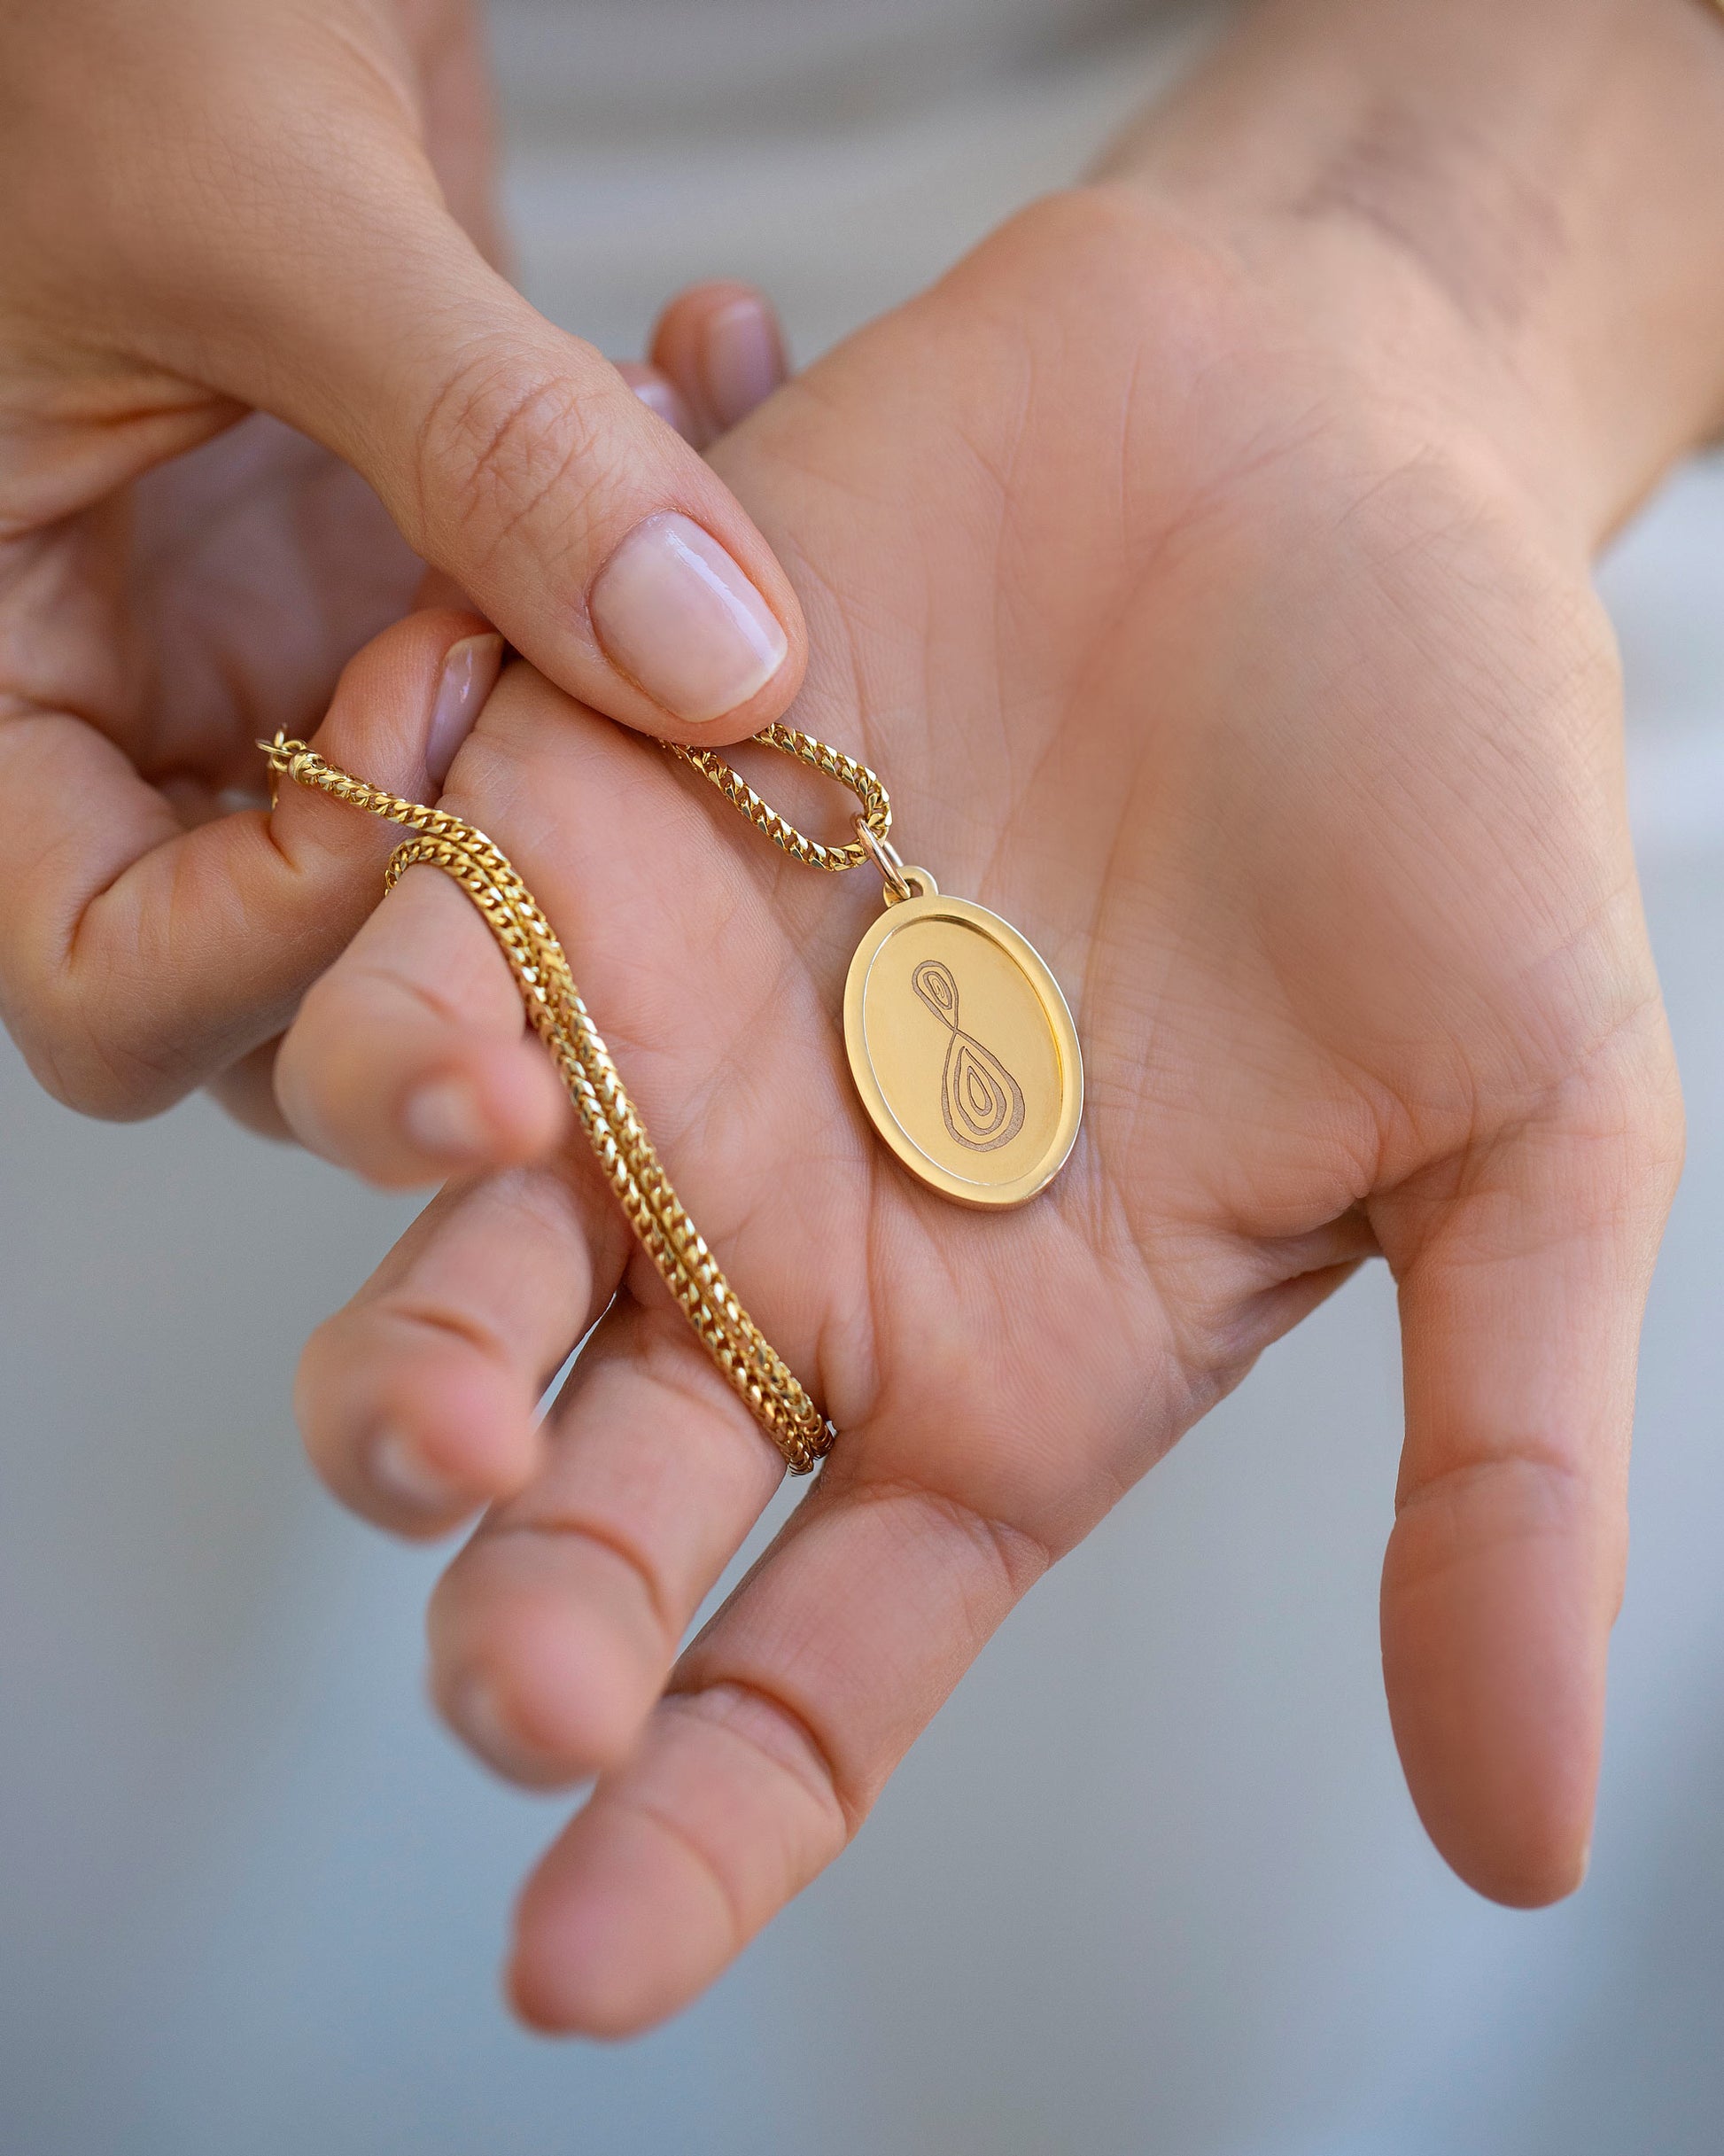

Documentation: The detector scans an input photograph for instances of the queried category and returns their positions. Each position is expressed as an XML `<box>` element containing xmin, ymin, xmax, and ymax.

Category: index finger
<box><xmin>0</xmin><ymin>610</ymin><xmax>499</xmax><ymax>1118</ymax></box>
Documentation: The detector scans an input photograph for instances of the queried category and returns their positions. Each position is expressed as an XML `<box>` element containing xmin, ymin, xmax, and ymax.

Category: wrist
<box><xmin>1096</xmin><ymin>0</ymin><xmax>1724</xmax><ymax>550</ymax></box>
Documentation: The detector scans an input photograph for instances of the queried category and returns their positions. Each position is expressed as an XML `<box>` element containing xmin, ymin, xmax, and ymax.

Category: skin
<box><xmin>9</xmin><ymin>0</ymin><xmax>1724</xmax><ymax>2044</ymax></box>
<box><xmin>277</xmin><ymin>169</ymin><xmax>1689</xmax><ymax>2034</ymax></box>
<box><xmin>0</xmin><ymin>0</ymin><xmax>801</xmax><ymax>1131</ymax></box>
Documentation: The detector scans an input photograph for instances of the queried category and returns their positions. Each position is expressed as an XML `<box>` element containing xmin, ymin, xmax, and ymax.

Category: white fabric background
<box><xmin>4</xmin><ymin>4</ymin><xmax>1723</xmax><ymax>2149</ymax></box>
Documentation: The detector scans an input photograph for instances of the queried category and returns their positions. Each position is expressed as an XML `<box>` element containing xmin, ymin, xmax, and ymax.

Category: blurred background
<box><xmin>4</xmin><ymin>4</ymin><xmax>1724</xmax><ymax>2150</ymax></box>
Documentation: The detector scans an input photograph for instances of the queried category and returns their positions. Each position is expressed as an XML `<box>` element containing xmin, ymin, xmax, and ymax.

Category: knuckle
<box><xmin>1588</xmin><ymin>1003</ymin><xmax>1682</xmax><ymax>1156</ymax></box>
<box><xmin>4</xmin><ymin>977</ymin><xmax>185</xmax><ymax>1122</ymax></box>
<box><xmin>412</xmin><ymin>336</ymin><xmax>635</xmax><ymax>577</ymax></box>
<box><xmin>1627</xmin><ymin>1069</ymin><xmax>1686</xmax><ymax>1200</ymax></box>
<box><xmin>1523</xmin><ymin>993</ymin><xmax>1687</xmax><ymax>1231</ymax></box>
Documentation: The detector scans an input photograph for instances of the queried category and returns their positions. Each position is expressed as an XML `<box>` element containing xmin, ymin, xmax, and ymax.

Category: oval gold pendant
<box><xmin>843</xmin><ymin>879</ymin><xmax>1083</xmax><ymax>1210</ymax></box>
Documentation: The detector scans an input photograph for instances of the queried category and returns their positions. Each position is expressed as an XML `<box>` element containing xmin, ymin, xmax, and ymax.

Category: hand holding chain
<box><xmin>263</xmin><ymin>715</ymin><xmax>1083</xmax><ymax>1475</ymax></box>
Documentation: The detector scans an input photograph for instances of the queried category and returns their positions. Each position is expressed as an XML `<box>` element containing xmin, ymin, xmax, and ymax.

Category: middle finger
<box><xmin>429</xmin><ymin>1290</ymin><xmax>788</xmax><ymax>1785</ymax></box>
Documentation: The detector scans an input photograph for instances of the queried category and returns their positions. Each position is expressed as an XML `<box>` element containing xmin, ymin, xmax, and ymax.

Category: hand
<box><xmin>276</xmin><ymin>177</ymin><xmax>1682</xmax><ymax>2032</ymax></box>
<box><xmin>0</xmin><ymin>0</ymin><xmax>802</xmax><ymax>1128</ymax></box>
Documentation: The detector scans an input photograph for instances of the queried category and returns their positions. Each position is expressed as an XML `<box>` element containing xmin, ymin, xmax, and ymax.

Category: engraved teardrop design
<box><xmin>911</xmin><ymin>960</ymin><xmax>1026</xmax><ymax>1153</ymax></box>
<box><xmin>844</xmin><ymin>886</ymin><xmax>1083</xmax><ymax>1210</ymax></box>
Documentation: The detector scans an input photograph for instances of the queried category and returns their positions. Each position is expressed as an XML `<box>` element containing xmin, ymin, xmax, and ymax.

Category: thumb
<box><xmin>315</xmin><ymin>243</ymin><xmax>807</xmax><ymax>745</ymax></box>
<box><xmin>1372</xmin><ymin>1032</ymin><xmax>1681</xmax><ymax>1907</ymax></box>
<box><xmin>117</xmin><ymin>58</ymin><xmax>804</xmax><ymax>746</ymax></box>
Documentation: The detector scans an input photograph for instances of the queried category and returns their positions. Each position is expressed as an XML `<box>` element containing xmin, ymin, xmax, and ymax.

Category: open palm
<box><xmin>279</xmin><ymin>189</ymin><xmax>1680</xmax><ymax>2033</ymax></box>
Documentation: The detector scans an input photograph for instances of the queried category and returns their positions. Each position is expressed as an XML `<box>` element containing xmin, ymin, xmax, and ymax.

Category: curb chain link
<box><xmin>260</xmin><ymin>730</ymin><xmax>854</xmax><ymax>1475</ymax></box>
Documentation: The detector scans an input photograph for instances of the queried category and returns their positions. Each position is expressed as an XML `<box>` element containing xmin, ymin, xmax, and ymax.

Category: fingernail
<box><xmin>427</xmin><ymin>632</ymin><xmax>505</xmax><ymax>789</ymax></box>
<box><xmin>453</xmin><ymin>1672</ymin><xmax>551</xmax><ymax>1782</ymax></box>
<box><xmin>371</xmin><ymin>1427</ymin><xmax>464</xmax><ymax>1516</ymax></box>
<box><xmin>589</xmin><ymin>512</ymin><xmax>788</xmax><ymax>725</ymax></box>
<box><xmin>701</xmin><ymin>298</ymin><xmax>787</xmax><ymax>428</ymax></box>
<box><xmin>402</xmin><ymin>1073</ymin><xmax>491</xmax><ymax>1161</ymax></box>
<box><xmin>622</xmin><ymin>367</ymin><xmax>697</xmax><ymax>442</ymax></box>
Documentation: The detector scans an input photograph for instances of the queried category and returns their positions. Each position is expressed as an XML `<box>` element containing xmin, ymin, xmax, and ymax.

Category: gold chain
<box><xmin>667</xmin><ymin>725</ymin><xmax>891</xmax><ymax>871</ymax></box>
<box><xmin>260</xmin><ymin>729</ymin><xmax>874</xmax><ymax>1475</ymax></box>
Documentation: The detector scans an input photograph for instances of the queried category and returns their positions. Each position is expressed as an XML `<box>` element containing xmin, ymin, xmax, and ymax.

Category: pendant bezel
<box><xmin>843</xmin><ymin>886</ymin><xmax>1083</xmax><ymax>1210</ymax></box>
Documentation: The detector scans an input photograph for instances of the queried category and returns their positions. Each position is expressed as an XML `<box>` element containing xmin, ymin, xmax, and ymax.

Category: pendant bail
<box><xmin>855</xmin><ymin>817</ymin><xmax>936</xmax><ymax>905</ymax></box>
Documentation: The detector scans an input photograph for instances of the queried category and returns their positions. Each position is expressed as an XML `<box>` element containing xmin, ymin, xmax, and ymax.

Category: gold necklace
<box><xmin>262</xmin><ymin>721</ymin><xmax>1083</xmax><ymax>1473</ymax></box>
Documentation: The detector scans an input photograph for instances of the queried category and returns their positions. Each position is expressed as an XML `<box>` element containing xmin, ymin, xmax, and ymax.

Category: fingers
<box><xmin>1374</xmin><ymin>1022</ymin><xmax>1683</xmax><ymax>1906</ymax></box>
<box><xmin>296</xmin><ymin>1156</ymin><xmax>631</xmax><ymax>1539</ymax></box>
<box><xmin>275</xmin><ymin>856</ymin><xmax>570</xmax><ymax>1187</ymax></box>
<box><xmin>274</xmin><ymin>276</ymin><xmax>795</xmax><ymax>1178</ymax></box>
<box><xmin>274</xmin><ymin>653</ymin><xmax>810</xmax><ymax>1192</ymax></box>
<box><xmin>291</xmin><ymin>268</ymin><xmax>803</xmax><ymax>745</ymax></box>
<box><xmin>428</xmin><ymin>1299</ymin><xmax>785</xmax><ymax>1783</ymax></box>
<box><xmin>619</xmin><ymin>280</ymin><xmax>792</xmax><ymax>448</ymax></box>
<box><xmin>107</xmin><ymin>65</ymin><xmax>806</xmax><ymax>744</ymax></box>
<box><xmin>649</xmin><ymin>283</ymin><xmax>792</xmax><ymax>440</ymax></box>
<box><xmin>15</xmin><ymin>4</ymin><xmax>806</xmax><ymax>743</ymax></box>
<box><xmin>0</xmin><ymin>610</ymin><xmax>500</xmax><ymax>1117</ymax></box>
<box><xmin>504</xmin><ymin>1461</ymin><xmax>1049</xmax><ymax>2035</ymax></box>
<box><xmin>2</xmin><ymin>287</ymin><xmax>778</xmax><ymax>1123</ymax></box>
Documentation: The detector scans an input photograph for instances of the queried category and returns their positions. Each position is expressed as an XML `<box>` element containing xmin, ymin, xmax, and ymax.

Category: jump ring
<box><xmin>856</xmin><ymin>817</ymin><xmax>913</xmax><ymax>902</ymax></box>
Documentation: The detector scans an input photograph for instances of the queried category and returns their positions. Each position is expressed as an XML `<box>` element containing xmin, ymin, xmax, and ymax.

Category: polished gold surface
<box><xmin>260</xmin><ymin>734</ymin><xmax>833</xmax><ymax>1475</ymax></box>
<box><xmin>843</xmin><ymin>883</ymin><xmax>1083</xmax><ymax>1209</ymax></box>
<box><xmin>668</xmin><ymin>724</ymin><xmax>892</xmax><ymax>872</ymax></box>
